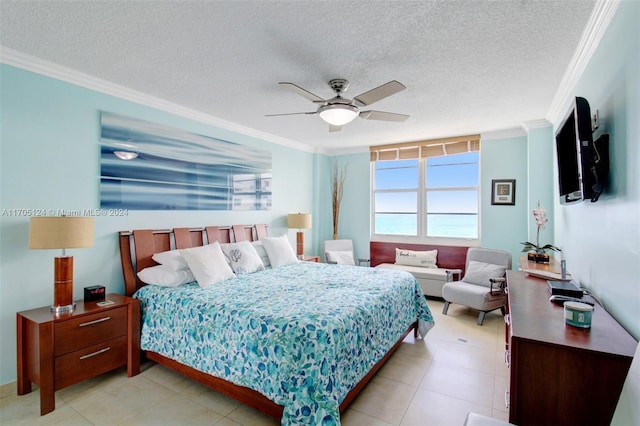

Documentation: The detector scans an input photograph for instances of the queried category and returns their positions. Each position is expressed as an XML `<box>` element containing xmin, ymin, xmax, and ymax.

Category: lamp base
<box><xmin>51</xmin><ymin>302</ymin><xmax>76</xmax><ymax>313</ymax></box>
<box><xmin>296</xmin><ymin>231</ymin><xmax>304</xmax><ymax>258</ymax></box>
<box><xmin>53</xmin><ymin>256</ymin><xmax>75</xmax><ymax>313</ymax></box>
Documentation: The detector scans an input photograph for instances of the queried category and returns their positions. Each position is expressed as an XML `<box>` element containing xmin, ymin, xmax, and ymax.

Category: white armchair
<box><xmin>442</xmin><ymin>247</ymin><xmax>512</xmax><ymax>325</ymax></box>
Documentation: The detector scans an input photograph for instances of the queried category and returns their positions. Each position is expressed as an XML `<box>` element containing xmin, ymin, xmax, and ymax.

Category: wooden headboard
<box><xmin>119</xmin><ymin>224</ymin><xmax>267</xmax><ymax>296</ymax></box>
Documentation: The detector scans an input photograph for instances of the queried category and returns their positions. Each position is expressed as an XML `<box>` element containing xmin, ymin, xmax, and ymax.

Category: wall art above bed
<box><xmin>99</xmin><ymin>112</ymin><xmax>272</xmax><ymax>210</ymax></box>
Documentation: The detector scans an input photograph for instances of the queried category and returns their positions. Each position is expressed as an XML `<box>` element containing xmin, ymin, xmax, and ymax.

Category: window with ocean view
<box><xmin>372</xmin><ymin>147</ymin><xmax>479</xmax><ymax>240</ymax></box>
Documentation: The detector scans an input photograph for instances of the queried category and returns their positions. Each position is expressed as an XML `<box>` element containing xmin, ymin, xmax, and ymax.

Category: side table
<box><xmin>16</xmin><ymin>293</ymin><xmax>140</xmax><ymax>415</ymax></box>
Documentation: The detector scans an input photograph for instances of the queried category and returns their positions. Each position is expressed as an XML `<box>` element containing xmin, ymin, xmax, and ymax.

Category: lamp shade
<box><xmin>287</xmin><ymin>213</ymin><xmax>312</xmax><ymax>229</ymax></box>
<box><xmin>29</xmin><ymin>216</ymin><xmax>95</xmax><ymax>249</ymax></box>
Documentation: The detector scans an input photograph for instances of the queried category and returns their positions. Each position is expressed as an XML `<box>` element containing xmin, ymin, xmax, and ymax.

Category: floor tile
<box><xmin>341</xmin><ymin>408</ymin><xmax>396</xmax><ymax>426</ymax></box>
<box><xmin>349</xmin><ymin>375</ymin><xmax>418</xmax><ymax>424</ymax></box>
<box><xmin>419</xmin><ymin>362</ymin><xmax>495</xmax><ymax>407</ymax></box>
<box><xmin>376</xmin><ymin>351</ymin><xmax>431</xmax><ymax>386</ymax></box>
<box><xmin>431</xmin><ymin>340</ymin><xmax>497</xmax><ymax>375</ymax></box>
<box><xmin>401</xmin><ymin>388</ymin><xmax>493</xmax><ymax>425</ymax></box>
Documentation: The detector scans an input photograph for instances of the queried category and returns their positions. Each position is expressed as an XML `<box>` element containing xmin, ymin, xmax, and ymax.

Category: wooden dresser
<box><xmin>17</xmin><ymin>294</ymin><xmax>140</xmax><ymax>415</ymax></box>
<box><xmin>506</xmin><ymin>270</ymin><xmax>637</xmax><ymax>425</ymax></box>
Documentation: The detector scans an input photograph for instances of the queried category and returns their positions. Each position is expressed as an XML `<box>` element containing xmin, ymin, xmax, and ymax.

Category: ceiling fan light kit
<box><xmin>318</xmin><ymin>104</ymin><xmax>358</xmax><ymax>126</ymax></box>
<box><xmin>267</xmin><ymin>78</ymin><xmax>408</xmax><ymax>131</ymax></box>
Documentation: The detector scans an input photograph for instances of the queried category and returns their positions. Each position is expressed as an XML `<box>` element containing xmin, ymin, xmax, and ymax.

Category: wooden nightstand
<box><xmin>16</xmin><ymin>294</ymin><xmax>140</xmax><ymax>415</ymax></box>
<box><xmin>302</xmin><ymin>255</ymin><xmax>320</xmax><ymax>262</ymax></box>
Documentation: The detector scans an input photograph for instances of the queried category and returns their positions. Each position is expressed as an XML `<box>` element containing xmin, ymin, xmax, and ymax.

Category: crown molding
<box><xmin>546</xmin><ymin>0</ymin><xmax>620</xmax><ymax>124</ymax></box>
<box><xmin>321</xmin><ymin>145</ymin><xmax>370</xmax><ymax>157</ymax></box>
<box><xmin>522</xmin><ymin>119</ymin><xmax>552</xmax><ymax>130</ymax></box>
<box><xmin>481</xmin><ymin>127</ymin><xmax>527</xmax><ymax>141</ymax></box>
<box><xmin>0</xmin><ymin>47</ymin><xmax>316</xmax><ymax>154</ymax></box>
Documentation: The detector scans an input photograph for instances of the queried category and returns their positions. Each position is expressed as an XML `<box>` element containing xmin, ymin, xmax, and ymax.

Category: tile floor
<box><xmin>0</xmin><ymin>299</ymin><xmax>510</xmax><ymax>425</ymax></box>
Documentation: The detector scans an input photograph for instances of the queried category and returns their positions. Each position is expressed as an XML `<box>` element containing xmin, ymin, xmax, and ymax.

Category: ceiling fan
<box><xmin>266</xmin><ymin>79</ymin><xmax>409</xmax><ymax>132</ymax></box>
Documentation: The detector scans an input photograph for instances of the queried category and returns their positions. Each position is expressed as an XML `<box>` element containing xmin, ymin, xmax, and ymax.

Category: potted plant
<box><xmin>521</xmin><ymin>202</ymin><xmax>559</xmax><ymax>263</ymax></box>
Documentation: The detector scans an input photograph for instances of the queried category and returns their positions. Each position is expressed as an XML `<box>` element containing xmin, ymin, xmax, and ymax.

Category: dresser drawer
<box><xmin>55</xmin><ymin>335</ymin><xmax>127</xmax><ymax>389</ymax></box>
<box><xmin>54</xmin><ymin>307</ymin><xmax>127</xmax><ymax>356</ymax></box>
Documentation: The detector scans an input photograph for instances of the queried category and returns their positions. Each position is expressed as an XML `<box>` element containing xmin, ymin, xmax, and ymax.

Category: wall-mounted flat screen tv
<box><xmin>555</xmin><ymin>97</ymin><xmax>608</xmax><ymax>204</ymax></box>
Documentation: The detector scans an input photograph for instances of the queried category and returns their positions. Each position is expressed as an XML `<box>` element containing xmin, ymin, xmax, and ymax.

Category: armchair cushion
<box><xmin>462</xmin><ymin>261</ymin><xmax>506</xmax><ymax>287</ymax></box>
<box><xmin>326</xmin><ymin>250</ymin><xmax>355</xmax><ymax>265</ymax></box>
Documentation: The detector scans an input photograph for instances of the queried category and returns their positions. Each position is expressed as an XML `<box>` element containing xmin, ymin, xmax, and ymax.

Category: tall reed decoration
<box><xmin>331</xmin><ymin>162</ymin><xmax>347</xmax><ymax>239</ymax></box>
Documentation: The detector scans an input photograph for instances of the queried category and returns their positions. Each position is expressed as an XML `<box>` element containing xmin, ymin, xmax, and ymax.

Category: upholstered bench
<box><xmin>375</xmin><ymin>263</ymin><xmax>458</xmax><ymax>298</ymax></box>
<box><xmin>370</xmin><ymin>241</ymin><xmax>469</xmax><ymax>298</ymax></box>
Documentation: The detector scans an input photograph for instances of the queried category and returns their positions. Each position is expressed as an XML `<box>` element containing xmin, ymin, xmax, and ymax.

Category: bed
<box><xmin>119</xmin><ymin>225</ymin><xmax>434</xmax><ymax>425</ymax></box>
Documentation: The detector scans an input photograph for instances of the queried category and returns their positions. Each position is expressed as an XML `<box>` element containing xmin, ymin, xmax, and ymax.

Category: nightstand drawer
<box><xmin>55</xmin><ymin>336</ymin><xmax>127</xmax><ymax>389</ymax></box>
<box><xmin>54</xmin><ymin>307</ymin><xmax>127</xmax><ymax>356</ymax></box>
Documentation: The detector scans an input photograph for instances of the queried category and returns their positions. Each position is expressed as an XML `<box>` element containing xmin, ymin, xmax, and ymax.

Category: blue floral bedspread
<box><xmin>134</xmin><ymin>262</ymin><xmax>434</xmax><ymax>425</ymax></box>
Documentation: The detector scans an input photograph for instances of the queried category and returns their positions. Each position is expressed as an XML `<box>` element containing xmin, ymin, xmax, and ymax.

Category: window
<box><xmin>371</xmin><ymin>135</ymin><xmax>480</xmax><ymax>241</ymax></box>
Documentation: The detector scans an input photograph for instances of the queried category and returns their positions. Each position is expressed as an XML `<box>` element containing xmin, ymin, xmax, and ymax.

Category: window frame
<box><xmin>371</xmin><ymin>152</ymin><xmax>481</xmax><ymax>245</ymax></box>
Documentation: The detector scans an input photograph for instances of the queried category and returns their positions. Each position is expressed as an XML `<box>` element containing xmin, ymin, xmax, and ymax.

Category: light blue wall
<box><xmin>480</xmin><ymin>135</ymin><xmax>530</xmax><ymax>262</ymax></box>
<box><xmin>526</xmin><ymin>125</ymin><xmax>556</xmax><ymax>243</ymax></box>
<box><xmin>326</xmin><ymin>153</ymin><xmax>371</xmax><ymax>261</ymax></box>
<box><xmin>0</xmin><ymin>65</ymin><xmax>319</xmax><ymax>384</ymax></box>
<box><xmin>552</xmin><ymin>0</ymin><xmax>639</xmax><ymax>339</ymax></box>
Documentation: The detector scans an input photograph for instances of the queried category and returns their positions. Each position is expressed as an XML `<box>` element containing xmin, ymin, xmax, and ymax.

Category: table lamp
<box><xmin>29</xmin><ymin>216</ymin><xmax>94</xmax><ymax>313</ymax></box>
<box><xmin>287</xmin><ymin>213</ymin><xmax>312</xmax><ymax>258</ymax></box>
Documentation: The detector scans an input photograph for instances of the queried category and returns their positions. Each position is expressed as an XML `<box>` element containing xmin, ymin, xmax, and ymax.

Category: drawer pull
<box><xmin>79</xmin><ymin>347</ymin><xmax>111</xmax><ymax>360</ymax></box>
<box><xmin>505</xmin><ymin>390</ymin><xmax>510</xmax><ymax>409</ymax></box>
<box><xmin>79</xmin><ymin>316</ymin><xmax>111</xmax><ymax>327</ymax></box>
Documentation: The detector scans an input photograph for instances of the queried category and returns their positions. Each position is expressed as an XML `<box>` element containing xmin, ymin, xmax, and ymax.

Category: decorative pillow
<box><xmin>221</xmin><ymin>241</ymin><xmax>265</xmax><ymax>275</ymax></box>
<box><xmin>326</xmin><ymin>250</ymin><xmax>355</xmax><ymax>265</ymax></box>
<box><xmin>395</xmin><ymin>248</ymin><xmax>438</xmax><ymax>268</ymax></box>
<box><xmin>261</xmin><ymin>234</ymin><xmax>298</xmax><ymax>268</ymax></box>
<box><xmin>180</xmin><ymin>241</ymin><xmax>236</xmax><ymax>288</ymax></box>
<box><xmin>152</xmin><ymin>249</ymin><xmax>189</xmax><ymax>271</ymax></box>
<box><xmin>252</xmin><ymin>240</ymin><xmax>271</xmax><ymax>267</ymax></box>
<box><xmin>137</xmin><ymin>265</ymin><xmax>195</xmax><ymax>287</ymax></box>
<box><xmin>463</xmin><ymin>261</ymin><xmax>506</xmax><ymax>287</ymax></box>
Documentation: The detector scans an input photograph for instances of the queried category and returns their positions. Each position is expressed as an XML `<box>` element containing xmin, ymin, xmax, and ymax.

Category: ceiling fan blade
<box><xmin>354</xmin><ymin>80</ymin><xmax>406</xmax><ymax>106</ymax></box>
<box><xmin>329</xmin><ymin>124</ymin><xmax>343</xmax><ymax>132</ymax></box>
<box><xmin>279</xmin><ymin>82</ymin><xmax>326</xmax><ymax>103</ymax></box>
<box><xmin>265</xmin><ymin>111</ymin><xmax>317</xmax><ymax>117</ymax></box>
<box><xmin>359</xmin><ymin>110</ymin><xmax>409</xmax><ymax>122</ymax></box>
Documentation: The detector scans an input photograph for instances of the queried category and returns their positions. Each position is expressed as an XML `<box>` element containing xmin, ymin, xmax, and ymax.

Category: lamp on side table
<box><xmin>287</xmin><ymin>213</ymin><xmax>312</xmax><ymax>259</ymax></box>
<box><xmin>29</xmin><ymin>216</ymin><xmax>94</xmax><ymax>313</ymax></box>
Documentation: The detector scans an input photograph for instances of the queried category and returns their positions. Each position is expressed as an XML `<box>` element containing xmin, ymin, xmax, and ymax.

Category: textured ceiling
<box><xmin>0</xmin><ymin>0</ymin><xmax>597</xmax><ymax>153</ymax></box>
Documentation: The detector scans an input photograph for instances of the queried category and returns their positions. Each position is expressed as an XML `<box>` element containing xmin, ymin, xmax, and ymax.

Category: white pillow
<box><xmin>152</xmin><ymin>249</ymin><xmax>189</xmax><ymax>271</ymax></box>
<box><xmin>137</xmin><ymin>265</ymin><xmax>195</xmax><ymax>287</ymax></box>
<box><xmin>395</xmin><ymin>248</ymin><xmax>438</xmax><ymax>268</ymax></box>
<box><xmin>463</xmin><ymin>261</ymin><xmax>506</xmax><ymax>287</ymax></box>
<box><xmin>252</xmin><ymin>240</ymin><xmax>271</xmax><ymax>267</ymax></box>
<box><xmin>326</xmin><ymin>250</ymin><xmax>355</xmax><ymax>265</ymax></box>
<box><xmin>221</xmin><ymin>241</ymin><xmax>265</xmax><ymax>275</ymax></box>
<box><xmin>261</xmin><ymin>235</ymin><xmax>298</xmax><ymax>268</ymax></box>
<box><xmin>180</xmin><ymin>241</ymin><xmax>236</xmax><ymax>288</ymax></box>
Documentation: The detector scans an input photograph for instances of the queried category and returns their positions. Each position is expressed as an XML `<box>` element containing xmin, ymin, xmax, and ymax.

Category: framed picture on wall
<box><xmin>491</xmin><ymin>179</ymin><xmax>516</xmax><ymax>205</ymax></box>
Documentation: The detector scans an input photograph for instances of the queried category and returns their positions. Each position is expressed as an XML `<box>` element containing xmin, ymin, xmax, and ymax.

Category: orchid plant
<box><xmin>521</xmin><ymin>202</ymin><xmax>560</xmax><ymax>254</ymax></box>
